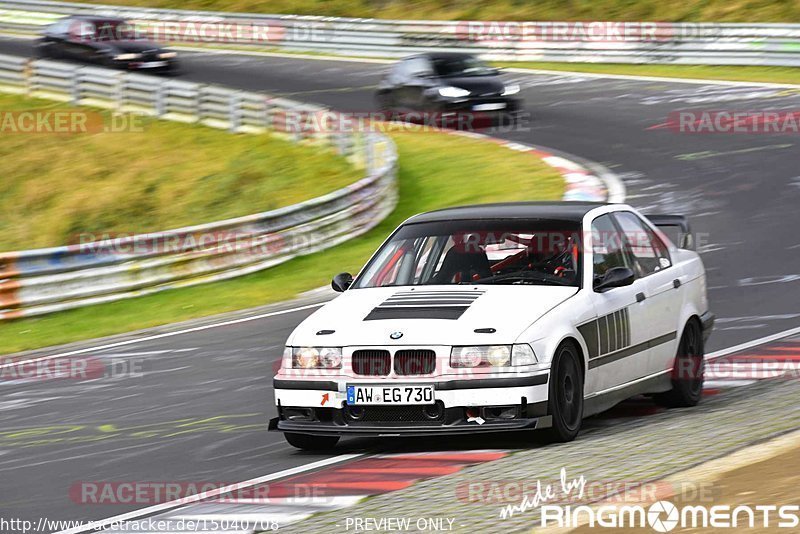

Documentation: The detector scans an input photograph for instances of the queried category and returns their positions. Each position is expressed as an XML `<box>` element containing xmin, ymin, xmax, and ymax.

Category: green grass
<box><xmin>498</xmin><ymin>62</ymin><xmax>800</xmax><ymax>85</ymax></box>
<box><xmin>0</xmin><ymin>93</ymin><xmax>358</xmax><ymax>251</ymax></box>
<box><xmin>76</xmin><ymin>0</ymin><xmax>800</xmax><ymax>22</ymax></box>
<box><xmin>0</xmin><ymin>128</ymin><xmax>564</xmax><ymax>353</ymax></box>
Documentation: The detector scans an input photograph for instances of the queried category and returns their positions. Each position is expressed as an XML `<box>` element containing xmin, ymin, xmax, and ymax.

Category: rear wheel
<box><xmin>655</xmin><ymin>320</ymin><xmax>704</xmax><ymax>408</ymax></box>
<box><xmin>284</xmin><ymin>432</ymin><xmax>339</xmax><ymax>451</ymax></box>
<box><xmin>542</xmin><ymin>341</ymin><xmax>584</xmax><ymax>443</ymax></box>
<box><xmin>375</xmin><ymin>91</ymin><xmax>397</xmax><ymax>121</ymax></box>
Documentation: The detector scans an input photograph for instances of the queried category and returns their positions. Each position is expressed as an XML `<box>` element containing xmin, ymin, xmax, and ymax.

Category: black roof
<box><xmin>62</xmin><ymin>15</ymin><xmax>126</xmax><ymax>22</ymax></box>
<box><xmin>405</xmin><ymin>202</ymin><xmax>608</xmax><ymax>224</ymax></box>
<box><xmin>411</xmin><ymin>52</ymin><xmax>476</xmax><ymax>61</ymax></box>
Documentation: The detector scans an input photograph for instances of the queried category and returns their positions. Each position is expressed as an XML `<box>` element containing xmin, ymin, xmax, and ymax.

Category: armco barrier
<box><xmin>2</xmin><ymin>1</ymin><xmax>800</xmax><ymax>66</ymax></box>
<box><xmin>0</xmin><ymin>53</ymin><xmax>398</xmax><ymax>320</ymax></box>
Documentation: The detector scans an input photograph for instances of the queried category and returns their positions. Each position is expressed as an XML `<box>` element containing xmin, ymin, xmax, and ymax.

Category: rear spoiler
<box><xmin>646</xmin><ymin>214</ymin><xmax>694</xmax><ymax>250</ymax></box>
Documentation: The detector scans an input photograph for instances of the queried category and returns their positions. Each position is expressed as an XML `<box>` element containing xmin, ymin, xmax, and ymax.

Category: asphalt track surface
<box><xmin>1</xmin><ymin>38</ymin><xmax>799</xmax><ymax>528</ymax></box>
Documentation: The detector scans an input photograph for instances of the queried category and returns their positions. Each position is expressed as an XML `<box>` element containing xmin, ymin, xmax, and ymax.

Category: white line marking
<box><xmin>53</xmin><ymin>453</ymin><xmax>365</xmax><ymax>534</ymax></box>
<box><xmin>1</xmin><ymin>302</ymin><xmax>326</xmax><ymax>369</ymax></box>
<box><xmin>174</xmin><ymin>47</ymin><xmax>800</xmax><ymax>89</ymax></box>
<box><xmin>504</xmin><ymin>67</ymin><xmax>800</xmax><ymax>89</ymax></box>
<box><xmin>173</xmin><ymin>45</ymin><xmax>393</xmax><ymax>64</ymax></box>
<box><xmin>2</xmin><ymin>31</ymin><xmax>799</xmax><ymax>89</ymax></box>
<box><xmin>706</xmin><ymin>325</ymin><xmax>800</xmax><ymax>361</ymax></box>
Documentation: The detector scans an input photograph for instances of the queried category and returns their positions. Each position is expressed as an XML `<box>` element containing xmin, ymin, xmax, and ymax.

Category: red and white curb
<box><xmin>443</xmin><ymin>129</ymin><xmax>625</xmax><ymax>203</ymax></box>
<box><xmin>95</xmin><ymin>451</ymin><xmax>507</xmax><ymax>533</ymax></box>
<box><xmin>705</xmin><ymin>334</ymin><xmax>800</xmax><ymax>390</ymax></box>
<box><xmin>56</xmin><ymin>331</ymin><xmax>800</xmax><ymax>534</ymax></box>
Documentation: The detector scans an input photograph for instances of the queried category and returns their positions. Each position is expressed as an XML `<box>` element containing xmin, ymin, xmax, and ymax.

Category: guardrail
<box><xmin>0</xmin><ymin>53</ymin><xmax>398</xmax><ymax>320</ymax></box>
<box><xmin>2</xmin><ymin>0</ymin><xmax>800</xmax><ymax>66</ymax></box>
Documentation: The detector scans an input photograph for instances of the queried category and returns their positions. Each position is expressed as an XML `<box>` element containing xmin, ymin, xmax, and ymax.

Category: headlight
<box><xmin>451</xmin><ymin>346</ymin><xmax>486</xmax><ymax>368</ymax></box>
<box><xmin>487</xmin><ymin>345</ymin><xmax>511</xmax><ymax>367</ymax></box>
<box><xmin>438</xmin><ymin>86</ymin><xmax>470</xmax><ymax>98</ymax></box>
<box><xmin>502</xmin><ymin>83</ymin><xmax>521</xmax><ymax>96</ymax></box>
<box><xmin>114</xmin><ymin>53</ymin><xmax>141</xmax><ymax>61</ymax></box>
<box><xmin>159</xmin><ymin>51</ymin><xmax>177</xmax><ymax>59</ymax></box>
<box><xmin>291</xmin><ymin>347</ymin><xmax>342</xmax><ymax>369</ymax></box>
<box><xmin>511</xmin><ymin>344</ymin><xmax>538</xmax><ymax>366</ymax></box>
<box><xmin>451</xmin><ymin>344</ymin><xmax>537</xmax><ymax>367</ymax></box>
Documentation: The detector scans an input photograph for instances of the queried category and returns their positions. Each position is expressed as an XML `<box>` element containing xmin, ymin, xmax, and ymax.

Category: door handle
<box><xmin>636</xmin><ymin>292</ymin><xmax>646</xmax><ymax>303</ymax></box>
<box><xmin>673</xmin><ymin>279</ymin><xmax>682</xmax><ymax>289</ymax></box>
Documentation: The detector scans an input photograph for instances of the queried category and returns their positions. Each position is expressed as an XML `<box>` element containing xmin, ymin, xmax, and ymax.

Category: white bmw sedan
<box><xmin>269</xmin><ymin>202</ymin><xmax>714</xmax><ymax>450</ymax></box>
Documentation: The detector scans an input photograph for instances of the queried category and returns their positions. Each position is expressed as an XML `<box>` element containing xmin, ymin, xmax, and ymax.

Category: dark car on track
<box><xmin>35</xmin><ymin>16</ymin><xmax>178</xmax><ymax>73</ymax></box>
<box><xmin>376</xmin><ymin>52</ymin><xmax>521</xmax><ymax>120</ymax></box>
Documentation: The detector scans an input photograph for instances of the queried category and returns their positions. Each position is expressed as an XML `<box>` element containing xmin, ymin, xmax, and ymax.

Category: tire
<box><xmin>284</xmin><ymin>432</ymin><xmax>339</xmax><ymax>451</ymax></box>
<box><xmin>375</xmin><ymin>92</ymin><xmax>397</xmax><ymax>122</ymax></box>
<box><xmin>655</xmin><ymin>320</ymin><xmax>705</xmax><ymax>408</ymax></box>
<box><xmin>542</xmin><ymin>341</ymin><xmax>584</xmax><ymax>443</ymax></box>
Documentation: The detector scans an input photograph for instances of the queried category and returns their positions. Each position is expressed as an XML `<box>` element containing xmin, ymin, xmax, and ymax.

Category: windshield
<box><xmin>353</xmin><ymin>219</ymin><xmax>582</xmax><ymax>289</ymax></box>
<box><xmin>93</xmin><ymin>21</ymin><xmax>141</xmax><ymax>41</ymax></box>
<box><xmin>432</xmin><ymin>56</ymin><xmax>497</xmax><ymax>77</ymax></box>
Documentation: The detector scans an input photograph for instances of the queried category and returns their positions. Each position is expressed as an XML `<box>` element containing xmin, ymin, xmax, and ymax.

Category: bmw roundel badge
<box><xmin>390</xmin><ymin>331</ymin><xmax>403</xmax><ymax>340</ymax></box>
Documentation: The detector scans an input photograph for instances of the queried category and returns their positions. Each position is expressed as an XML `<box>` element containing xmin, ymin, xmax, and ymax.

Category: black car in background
<box><xmin>376</xmin><ymin>52</ymin><xmax>522</xmax><ymax>120</ymax></box>
<box><xmin>35</xmin><ymin>16</ymin><xmax>178</xmax><ymax>72</ymax></box>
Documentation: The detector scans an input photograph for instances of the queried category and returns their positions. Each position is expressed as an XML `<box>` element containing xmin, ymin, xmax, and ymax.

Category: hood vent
<box><xmin>364</xmin><ymin>289</ymin><xmax>485</xmax><ymax>321</ymax></box>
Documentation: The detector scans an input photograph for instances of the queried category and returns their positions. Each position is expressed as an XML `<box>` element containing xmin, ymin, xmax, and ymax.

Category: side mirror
<box><xmin>331</xmin><ymin>272</ymin><xmax>354</xmax><ymax>293</ymax></box>
<box><xmin>594</xmin><ymin>267</ymin><xmax>635</xmax><ymax>292</ymax></box>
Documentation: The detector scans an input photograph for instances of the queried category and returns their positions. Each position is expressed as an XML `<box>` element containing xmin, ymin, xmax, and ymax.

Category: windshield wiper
<box><xmin>473</xmin><ymin>271</ymin><xmax>572</xmax><ymax>286</ymax></box>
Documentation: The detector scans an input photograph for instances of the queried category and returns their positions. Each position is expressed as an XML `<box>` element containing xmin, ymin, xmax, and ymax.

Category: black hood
<box><xmin>438</xmin><ymin>76</ymin><xmax>506</xmax><ymax>96</ymax></box>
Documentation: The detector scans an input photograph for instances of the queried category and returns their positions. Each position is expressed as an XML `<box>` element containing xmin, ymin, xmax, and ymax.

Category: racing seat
<box><xmin>431</xmin><ymin>246</ymin><xmax>492</xmax><ymax>284</ymax></box>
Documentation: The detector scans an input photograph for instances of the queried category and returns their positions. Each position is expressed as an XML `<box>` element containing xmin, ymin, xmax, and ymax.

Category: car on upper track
<box><xmin>35</xmin><ymin>16</ymin><xmax>178</xmax><ymax>72</ymax></box>
<box><xmin>375</xmin><ymin>52</ymin><xmax>522</xmax><ymax>122</ymax></box>
<box><xmin>270</xmin><ymin>202</ymin><xmax>714</xmax><ymax>450</ymax></box>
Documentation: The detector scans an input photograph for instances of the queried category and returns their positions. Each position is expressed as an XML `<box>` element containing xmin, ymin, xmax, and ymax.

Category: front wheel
<box><xmin>284</xmin><ymin>432</ymin><xmax>339</xmax><ymax>451</ymax></box>
<box><xmin>542</xmin><ymin>341</ymin><xmax>584</xmax><ymax>443</ymax></box>
<box><xmin>655</xmin><ymin>320</ymin><xmax>704</xmax><ymax>408</ymax></box>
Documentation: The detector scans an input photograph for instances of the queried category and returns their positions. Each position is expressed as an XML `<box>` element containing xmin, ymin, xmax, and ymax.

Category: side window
<box><xmin>405</xmin><ymin>57</ymin><xmax>433</xmax><ymax>76</ymax></box>
<box><xmin>591</xmin><ymin>214</ymin><xmax>629</xmax><ymax>279</ymax></box>
<box><xmin>614</xmin><ymin>212</ymin><xmax>671</xmax><ymax>277</ymax></box>
<box><xmin>49</xmin><ymin>18</ymin><xmax>70</xmax><ymax>35</ymax></box>
<box><xmin>394</xmin><ymin>60</ymin><xmax>410</xmax><ymax>77</ymax></box>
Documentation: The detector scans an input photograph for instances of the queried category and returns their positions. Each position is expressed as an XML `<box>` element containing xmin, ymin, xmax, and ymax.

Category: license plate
<box><xmin>473</xmin><ymin>103</ymin><xmax>506</xmax><ymax>111</ymax></box>
<box><xmin>140</xmin><ymin>61</ymin><xmax>168</xmax><ymax>68</ymax></box>
<box><xmin>347</xmin><ymin>385</ymin><xmax>434</xmax><ymax>405</ymax></box>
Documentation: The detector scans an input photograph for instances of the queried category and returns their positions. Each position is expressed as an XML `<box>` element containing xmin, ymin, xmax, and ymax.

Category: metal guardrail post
<box><xmin>22</xmin><ymin>58</ymin><xmax>32</xmax><ymax>96</ymax></box>
<box><xmin>155</xmin><ymin>82</ymin><xmax>165</xmax><ymax>116</ymax></box>
<box><xmin>0</xmin><ymin>51</ymin><xmax>398</xmax><ymax>320</ymax></box>
<box><xmin>229</xmin><ymin>91</ymin><xmax>241</xmax><ymax>133</ymax></box>
<box><xmin>365</xmin><ymin>134</ymin><xmax>375</xmax><ymax>174</ymax></box>
<box><xmin>70</xmin><ymin>68</ymin><xmax>79</xmax><ymax>105</ymax></box>
<box><xmin>113</xmin><ymin>72</ymin><xmax>124</xmax><ymax>112</ymax></box>
<box><xmin>5</xmin><ymin>1</ymin><xmax>800</xmax><ymax>67</ymax></box>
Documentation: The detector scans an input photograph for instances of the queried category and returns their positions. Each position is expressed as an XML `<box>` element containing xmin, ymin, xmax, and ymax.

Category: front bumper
<box><xmin>116</xmin><ymin>59</ymin><xmax>177</xmax><ymax>71</ymax></box>
<box><xmin>269</xmin><ymin>414</ymin><xmax>552</xmax><ymax>437</ymax></box>
<box><xmin>434</xmin><ymin>96</ymin><xmax>522</xmax><ymax>114</ymax></box>
<box><xmin>271</xmin><ymin>372</ymin><xmax>550</xmax><ymax>436</ymax></box>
